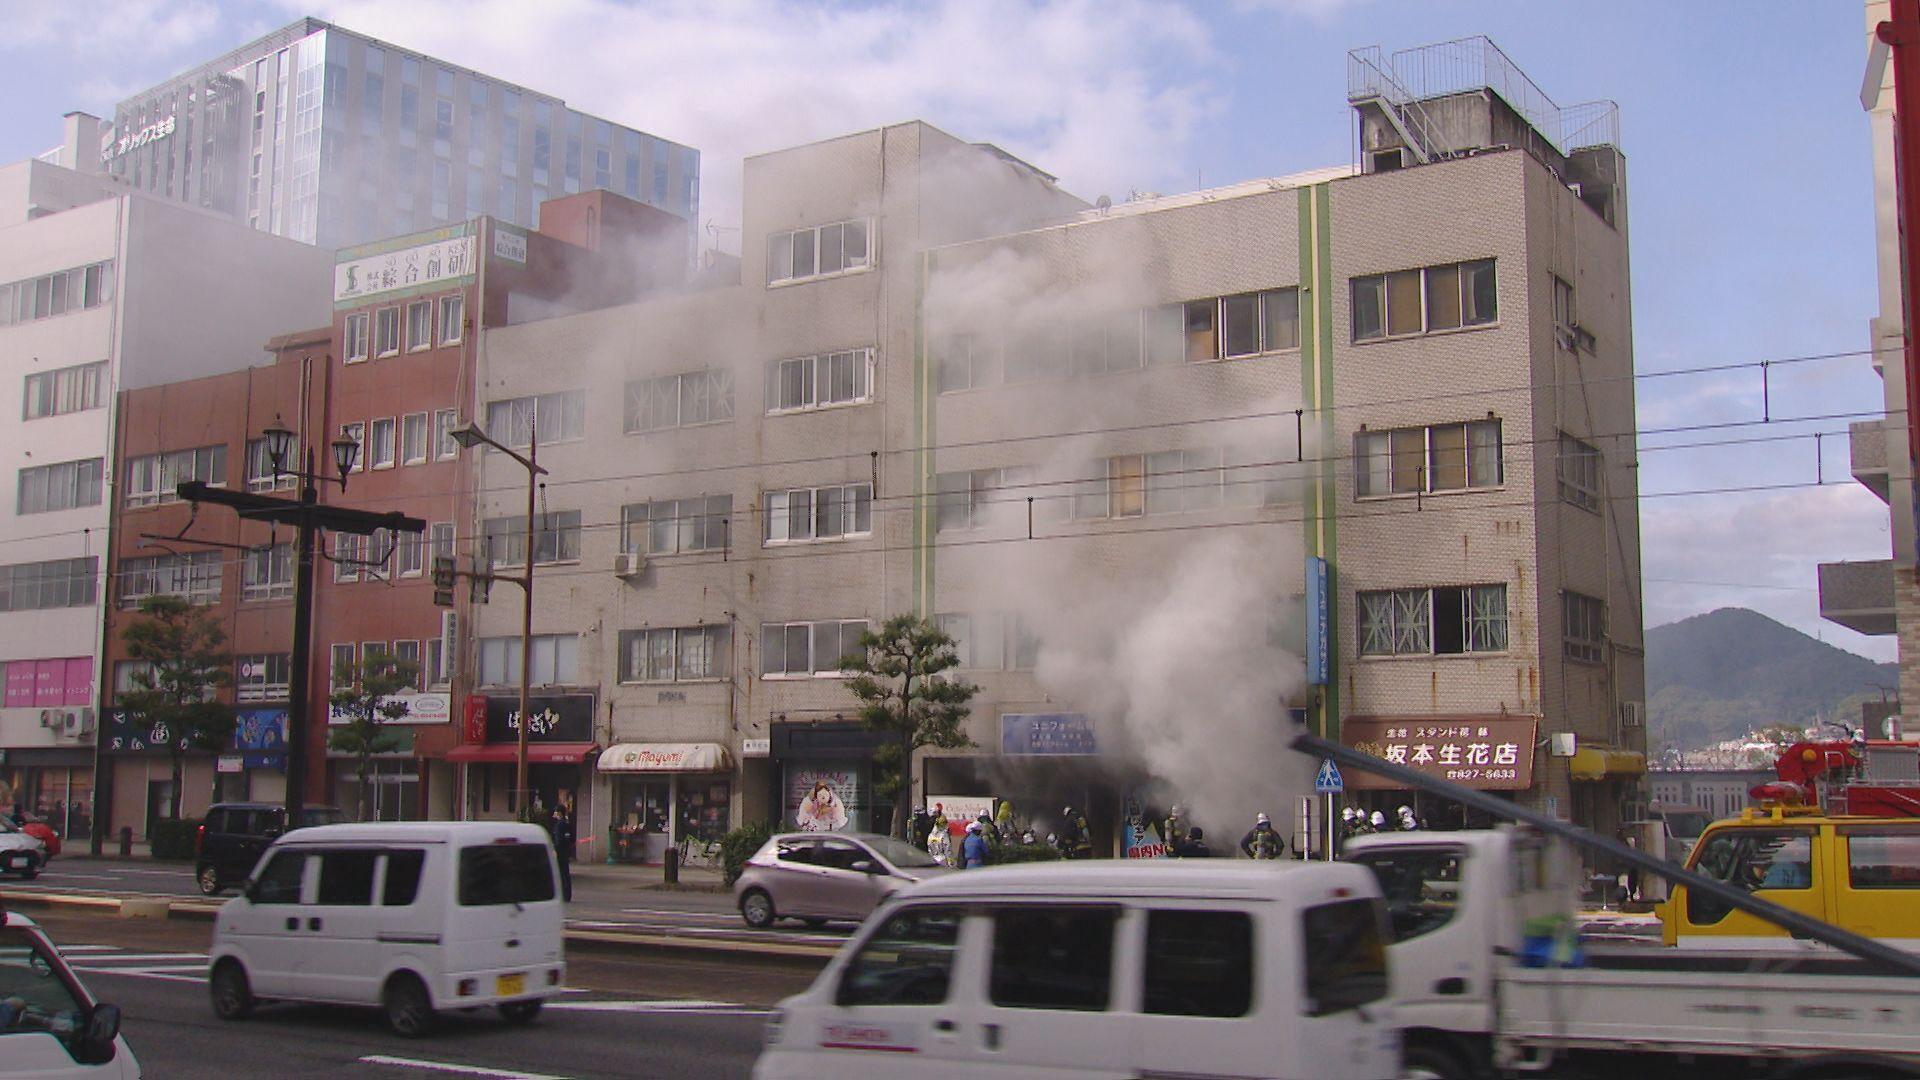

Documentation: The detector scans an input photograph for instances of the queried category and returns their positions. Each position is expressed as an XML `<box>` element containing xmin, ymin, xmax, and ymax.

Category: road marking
<box><xmin>54</xmin><ymin>944</ymin><xmax>119</xmax><ymax>953</ymax></box>
<box><xmin>357</xmin><ymin>1055</ymin><xmax>572</xmax><ymax>1079</ymax></box>
<box><xmin>617</xmin><ymin>907</ymin><xmax>738</xmax><ymax>920</ymax></box>
<box><xmin>66</xmin><ymin>952</ymin><xmax>205</xmax><ymax>963</ymax></box>
<box><xmin>76</xmin><ymin>969</ymin><xmax>203</xmax><ymax>984</ymax></box>
<box><xmin>546</xmin><ymin>999</ymin><xmax>771</xmax><ymax>1015</ymax></box>
<box><xmin>72</xmin><ymin>962</ymin><xmax>206</xmax><ymax>974</ymax></box>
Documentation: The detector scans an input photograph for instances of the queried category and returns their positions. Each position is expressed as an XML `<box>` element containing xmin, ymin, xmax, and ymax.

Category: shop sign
<box><xmin>1000</xmin><ymin>713</ymin><xmax>1097</xmax><ymax>756</ymax></box>
<box><xmin>1340</xmin><ymin>715</ymin><xmax>1538</xmax><ymax>791</ymax></box>
<box><xmin>483</xmin><ymin>693</ymin><xmax>595</xmax><ymax>744</ymax></box>
<box><xmin>1126</xmin><ymin>821</ymin><xmax>1169</xmax><ymax>859</ymax></box>
<box><xmin>464</xmin><ymin>695</ymin><xmax>487</xmax><ymax>743</ymax></box>
<box><xmin>334</xmin><ymin>231</ymin><xmax>475</xmax><ymax>304</ymax></box>
<box><xmin>102</xmin><ymin>710</ymin><xmax>188</xmax><ymax>755</ymax></box>
<box><xmin>493</xmin><ymin>226</ymin><xmax>528</xmax><ymax>263</ymax></box>
<box><xmin>101</xmin><ymin>115</ymin><xmax>176</xmax><ymax>162</ymax></box>
<box><xmin>327</xmin><ymin>692</ymin><xmax>450</xmax><ymax>726</ymax></box>
<box><xmin>741</xmin><ymin>738</ymin><xmax>770</xmax><ymax>758</ymax></box>
<box><xmin>217</xmin><ymin>755</ymin><xmax>243</xmax><ymax>774</ymax></box>
<box><xmin>927</xmin><ymin>796</ymin><xmax>994</xmax><ymax>826</ymax></box>
<box><xmin>787</xmin><ymin>766</ymin><xmax>860</xmax><ymax>832</ymax></box>
<box><xmin>1306</xmin><ymin>555</ymin><xmax>1329</xmax><ymax>686</ymax></box>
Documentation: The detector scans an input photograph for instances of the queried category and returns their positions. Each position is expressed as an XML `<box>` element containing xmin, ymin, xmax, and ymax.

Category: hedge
<box><xmin>149</xmin><ymin>818</ymin><xmax>200</xmax><ymax>861</ymax></box>
<box><xmin>721</xmin><ymin>821</ymin><xmax>775</xmax><ymax>886</ymax></box>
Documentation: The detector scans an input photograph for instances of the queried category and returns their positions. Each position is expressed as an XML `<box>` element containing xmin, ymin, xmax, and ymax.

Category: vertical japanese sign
<box><xmin>1306</xmin><ymin>556</ymin><xmax>1329</xmax><ymax>686</ymax></box>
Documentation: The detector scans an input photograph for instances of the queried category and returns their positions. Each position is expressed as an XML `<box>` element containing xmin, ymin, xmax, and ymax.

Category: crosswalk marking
<box><xmin>358</xmin><ymin>1055</ymin><xmax>571</xmax><ymax>1079</ymax></box>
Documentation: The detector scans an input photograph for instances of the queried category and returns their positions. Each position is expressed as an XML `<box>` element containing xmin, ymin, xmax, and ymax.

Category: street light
<box><xmin>448</xmin><ymin>417</ymin><xmax>549</xmax><ymax>818</ymax></box>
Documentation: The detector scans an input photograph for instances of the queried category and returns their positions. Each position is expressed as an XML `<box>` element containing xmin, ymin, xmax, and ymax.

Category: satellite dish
<box><xmin>1095</xmin><ymin>194</ymin><xmax>1112</xmax><ymax>211</ymax></box>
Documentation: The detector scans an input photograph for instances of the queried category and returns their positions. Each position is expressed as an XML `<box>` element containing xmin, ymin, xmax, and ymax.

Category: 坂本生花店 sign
<box><xmin>1340</xmin><ymin>715</ymin><xmax>1539</xmax><ymax>791</ymax></box>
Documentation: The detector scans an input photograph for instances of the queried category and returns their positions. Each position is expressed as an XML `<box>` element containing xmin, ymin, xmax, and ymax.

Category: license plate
<box><xmin>495</xmin><ymin>973</ymin><xmax>525</xmax><ymax>997</ymax></box>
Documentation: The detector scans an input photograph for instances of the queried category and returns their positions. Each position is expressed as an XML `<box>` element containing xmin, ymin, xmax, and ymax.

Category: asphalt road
<box><xmin>22</xmin><ymin>908</ymin><xmax>815</xmax><ymax>1079</ymax></box>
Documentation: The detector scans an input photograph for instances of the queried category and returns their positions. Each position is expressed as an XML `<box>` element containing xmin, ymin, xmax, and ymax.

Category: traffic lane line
<box><xmin>358</xmin><ymin>1055</ymin><xmax>571</xmax><ymax>1079</ymax></box>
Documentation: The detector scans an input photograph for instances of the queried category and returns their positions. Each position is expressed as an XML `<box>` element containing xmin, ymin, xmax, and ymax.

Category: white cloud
<box><xmin>11</xmin><ymin>1</ymin><xmax>226</xmax><ymax>59</ymax></box>
<box><xmin>297</xmin><ymin>0</ymin><xmax>1221</xmax><ymax>248</ymax></box>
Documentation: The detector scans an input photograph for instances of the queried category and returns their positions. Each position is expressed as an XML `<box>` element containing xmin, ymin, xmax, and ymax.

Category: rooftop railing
<box><xmin>1348</xmin><ymin>37</ymin><xmax>1621</xmax><ymax>155</ymax></box>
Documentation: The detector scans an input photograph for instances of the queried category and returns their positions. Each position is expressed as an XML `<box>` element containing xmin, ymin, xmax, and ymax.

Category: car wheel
<box><xmin>210</xmin><ymin>960</ymin><xmax>255</xmax><ymax>1020</ymax></box>
<box><xmin>1403</xmin><ymin>1042</ymin><xmax>1475</xmax><ymax>1080</ymax></box>
<box><xmin>17</xmin><ymin>865</ymin><xmax>37</xmax><ymax>881</ymax></box>
<box><xmin>498</xmin><ymin>1000</ymin><xmax>542</xmax><ymax>1025</ymax></box>
<box><xmin>740</xmin><ymin>888</ymin><xmax>777</xmax><ymax>929</ymax></box>
<box><xmin>384</xmin><ymin>973</ymin><xmax>436</xmax><ymax>1037</ymax></box>
<box><xmin>196</xmin><ymin>865</ymin><xmax>223</xmax><ymax>896</ymax></box>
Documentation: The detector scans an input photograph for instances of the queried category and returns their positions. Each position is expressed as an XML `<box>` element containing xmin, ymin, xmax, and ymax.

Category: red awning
<box><xmin>444</xmin><ymin>743</ymin><xmax>598</xmax><ymax>765</ymax></box>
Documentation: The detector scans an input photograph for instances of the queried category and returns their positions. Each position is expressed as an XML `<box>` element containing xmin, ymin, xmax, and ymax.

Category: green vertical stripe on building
<box><xmin>912</xmin><ymin>251</ymin><xmax>935</xmax><ymax>616</ymax></box>
<box><xmin>1299</xmin><ymin>183</ymin><xmax>1340</xmax><ymax>740</ymax></box>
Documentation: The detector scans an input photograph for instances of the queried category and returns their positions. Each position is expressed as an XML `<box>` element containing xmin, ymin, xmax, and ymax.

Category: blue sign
<box><xmin>1000</xmin><ymin>713</ymin><xmax>1097</xmax><ymax>756</ymax></box>
<box><xmin>1306</xmin><ymin>556</ymin><xmax>1329</xmax><ymax>686</ymax></box>
<box><xmin>1314</xmin><ymin>759</ymin><xmax>1344</xmax><ymax>794</ymax></box>
<box><xmin>235</xmin><ymin>709</ymin><xmax>287</xmax><ymax>769</ymax></box>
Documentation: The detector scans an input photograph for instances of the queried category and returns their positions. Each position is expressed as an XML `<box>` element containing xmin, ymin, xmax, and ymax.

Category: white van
<box><xmin>0</xmin><ymin>908</ymin><xmax>137</xmax><ymax>1078</ymax></box>
<box><xmin>755</xmin><ymin>860</ymin><xmax>1400</xmax><ymax>1079</ymax></box>
<box><xmin>208</xmin><ymin>821</ymin><xmax>564</xmax><ymax>1035</ymax></box>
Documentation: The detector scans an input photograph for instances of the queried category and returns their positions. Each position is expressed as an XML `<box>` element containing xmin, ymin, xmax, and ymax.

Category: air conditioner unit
<box><xmin>1619</xmin><ymin>702</ymin><xmax>1644</xmax><ymax>729</ymax></box>
<box><xmin>1554</xmin><ymin>326</ymin><xmax>1578</xmax><ymax>352</ymax></box>
<box><xmin>37</xmin><ymin>709</ymin><xmax>54</xmax><ymax>729</ymax></box>
<box><xmin>613</xmin><ymin>552</ymin><xmax>647</xmax><ymax>578</ymax></box>
<box><xmin>75</xmin><ymin>708</ymin><xmax>96</xmax><ymax>738</ymax></box>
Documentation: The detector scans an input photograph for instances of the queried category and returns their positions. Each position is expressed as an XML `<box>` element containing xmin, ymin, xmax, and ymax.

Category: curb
<box><xmin>0</xmin><ymin>888</ymin><xmax>837</xmax><ymax>966</ymax></box>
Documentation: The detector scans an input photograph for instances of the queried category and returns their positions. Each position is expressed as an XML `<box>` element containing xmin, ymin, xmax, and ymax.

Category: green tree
<box><xmin>842</xmin><ymin>614</ymin><xmax>979</xmax><ymax>839</ymax></box>
<box><xmin>118</xmin><ymin>595</ymin><xmax>237</xmax><ymax>819</ymax></box>
<box><xmin>328</xmin><ymin>650</ymin><xmax>420</xmax><ymax>821</ymax></box>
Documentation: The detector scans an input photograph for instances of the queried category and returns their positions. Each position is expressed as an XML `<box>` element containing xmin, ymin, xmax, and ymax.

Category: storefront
<box><xmin>447</xmin><ymin>693</ymin><xmax>598</xmax><ymax>825</ymax></box>
<box><xmin>0</xmin><ymin>748</ymin><xmax>94</xmax><ymax>842</ymax></box>
<box><xmin>923</xmin><ymin>712</ymin><xmax>1120</xmax><ymax>855</ymax></box>
<box><xmin>101</xmin><ymin>707</ymin><xmax>217</xmax><ymax>839</ymax></box>
<box><xmin>597</xmin><ymin>743</ymin><xmax>733</xmax><ymax>862</ymax></box>
<box><xmin>1339</xmin><ymin>714</ymin><xmax>1541</xmax><ymax>830</ymax></box>
<box><xmin>325</xmin><ymin>691</ymin><xmax>452</xmax><ymax>820</ymax></box>
<box><xmin>769</xmin><ymin>721</ymin><xmax>888</xmax><ymax>835</ymax></box>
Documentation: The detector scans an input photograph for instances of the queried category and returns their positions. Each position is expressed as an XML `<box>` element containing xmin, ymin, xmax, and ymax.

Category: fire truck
<box><xmin>1766</xmin><ymin>738</ymin><xmax>1920</xmax><ymax>816</ymax></box>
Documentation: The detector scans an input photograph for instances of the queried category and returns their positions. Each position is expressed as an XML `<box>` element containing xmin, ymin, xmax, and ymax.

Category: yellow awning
<box><xmin>1568</xmin><ymin>746</ymin><xmax>1646</xmax><ymax>781</ymax></box>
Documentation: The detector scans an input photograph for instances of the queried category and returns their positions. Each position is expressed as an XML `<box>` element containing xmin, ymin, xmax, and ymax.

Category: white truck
<box><xmin>1346</xmin><ymin>826</ymin><xmax>1920</xmax><ymax>1080</ymax></box>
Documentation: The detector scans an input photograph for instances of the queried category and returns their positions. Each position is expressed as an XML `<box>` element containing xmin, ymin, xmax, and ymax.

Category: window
<box><xmin>1301</xmin><ymin>899</ymin><xmax>1389</xmax><ymax>1017</ymax></box>
<box><xmin>392</xmin><ymin>639</ymin><xmax>422</xmax><ymax>685</ymax></box>
<box><xmin>401</xmin><ymin>412</ymin><xmax>429</xmax><ymax>465</ymax></box>
<box><xmin>1558</xmin><ymin>433</ymin><xmax>1601</xmax><ymax>512</ymax></box>
<box><xmin>316</xmin><ymin>850</ymin><xmax>378</xmax><ymax>905</ymax></box>
<box><xmin>124</xmin><ymin>446</ymin><xmax>227</xmax><ymax>507</ymax></box>
<box><xmin>618</xmin><ymin>625</ymin><xmax>729</xmax><ymax>682</ymax></box>
<box><xmin>1688</xmin><ymin>829</ymin><xmax>1816</xmax><ymax>925</ymax></box>
<box><xmin>0</xmin><ymin>557</ymin><xmax>96</xmax><ymax>613</ymax></box>
<box><xmin>1352</xmin><ymin>260</ymin><xmax>1497</xmax><ymax>341</ymax></box>
<box><xmin>18</xmin><ymin>458</ymin><xmax>103</xmax><ymax>514</ymax></box>
<box><xmin>990</xmin><ymin>906</ymin><xmax>1116</xmax><ymax>1012</ymax></box>
<box><xmin>366</xmin><ymin>528</ymin><xmax>394</xmax><ymax>582</ymax></box>
<box><xmin>246</xmin><ymin>437</ymin><xmax>296</xmax><ymax>491</ymax></box>
<box><xmin>1144</xmin><ymin>910</ymin><xmax>1253</xmax><ymax>1017</ymax></box>
<box><xmin>459</xmin><ymin>843</ymin><xmax>556</xmax><ymax>905</ymax></box>
<box><xmin>1553</xmin><ymin>274</ymin><xmax>1577</xmax><ymax>335</ymax></box>
<box><xmin>397</xmin><ymin>530</ymin><xmax>425</xmax><ymax>576</ymax></box>
<box><xmin>934</xmin><ymin>468</ymin><xmax>1036</xmax><ymax>532</ymax></box>
<box><xmin>384</xmin><ymin>849</ymin><xmax>426</xmax><ymax>905</ymax></box>
<box><xmin>623</xmin><ymin>495</ymin><xmax>731</xmax><ymax>555</ymax></box>
<box><xmin>23</xmin><ymin>361</ymin><xmax>107</xmax><ymax>420</ymax></box>
<box><xmin>935</xmin><ymin>333</ymin><xmax>989</xmax><ymax>392</ymax></box>
<box><xmin>373</xmin><ymin>306</ymin><xmax>401</xmax><ymax>356</ymax></box>
<box><xmin>477</xmin><ymin>634</ymin><xmax>579</xmax><ymax>685</ymax></box>
<box><xmin>1845</xmin><ymin>829</ymin><xmax>1920</xmax><ymax>889</ymax></box>
<box><xmin>1072</xmin><ymin>456</ymin><xmax>1148</xmax><ymax>520</ymax></box>
<box><xmin>836</xmin><ymin>905</ymin><xmax>963</xmax><ymax>1007</ymax></box>
<box><xmin>242</xmin><ymin>544</ymin><xmax>293</xmax><ymax>600</ymax></box>
<box><xmin>0</xmin><ymin>260</ymin><xmax>113</xmax><ymax>329</ymax></box>
<box><xmin>118</xmin><ymin>550</ymin><xmax>221</xmax><ymax>606</ymax></box>
<box><xmin>330</xmin><ymin>643</ymin><xmax>356</xmax><ymax>689</ymax></box>
<box><xmin>433</xmin><ymin>409</ymin><xmax>459</xmax><ymax>459</ymax></box>
<box><xmin>1359</xmin><ymin>585</ymin><xmax>1508</xmax><ymax>657</ymax></box>
<box><xmin>1563</xmin><ymin>591</ymin><xmax>1605</xmax><ymax>663</ymax></box>
<box><xmin>368</xmin><ymin>417</ymin><xmax>396</xmax><ymax>469</ymax></box>
<box><xmin>484</xmin><ymin>510</ymin><xmax>581</xmax><ymax>566</ymax></box>
<box><xmin>1347</xmin><ymin>846</ymin><xmax>1465</xmax><ymax>942</ymax></box>
<box><xmin>765</xmin><ymin>349</ymin><xmax>874</xmax><ymax>413</ymax></box>
<box><xmin>340</xmin><ymin>422</ymin><xmax>366</xmax><ymax>473</ymax></box>
<box><xmin>429</xmin><ymin>522</ymin><xmax>455</xmax><ymax>563</ymax></box>
<box><xmin>624</xmin><ymin>369</ymin><xmax>734</xmax><ymax>432</ymax></box>
<box><xmin>333</xmin><ymin>532</ymin><xmax>365</xmax><ymax>583</ymax></box>
<box><xmin>763</xmin><ymin>484</ymin><xmax>872</xmax><ymax>543</ymax></box>
<box><xmin>439</xmin><ymin>293</ymin><xmax>464</xmax><ymax>345</ymax></box>
<box><xmin>761</xmin><ymin>620</ymin><xmax>868</xmax><ymax>676</ymax></box>
<box><xmin>344</xmin><ymin>312</ymin><xmax>370</xmax><ymax>362</ymax></box>
<box><xmin>1354</xmin><ymin>420</ymin><xmax>1502</xmax><ymax>497</ymax></box>
<box><xmin>1145</xmin><ymin>449</ymin><xmax>1224</xmax><ymax>514</ymax></box>
<box><xmin>250</xmin><ymin>850</ymin><xmax>307</xmax><ymax>904</ymax></box>
<box><xmin>406</xmin><ymin>300</ymin><xmax>432</xmax><ymax>351</ymax></box>
<box><xmin>767</xmin><ymin>218</ymin><xmax>871</xmax><ymax>284</ymax></box>
<box><xmin>484</xmin><ymin>390</ymin><xmax>586</xmax><ymax>447</ymax></box>
<box><xmin>235</xmin><ymin>653</ymin><xmax>291</xmax><ymax>702</ymax></box>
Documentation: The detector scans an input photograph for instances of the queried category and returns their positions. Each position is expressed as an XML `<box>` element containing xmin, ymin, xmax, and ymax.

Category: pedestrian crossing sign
<box><xmin>1314</xmin><ymin>759</ymin><xmax>1344</xmax><ymax>794</ymax></box>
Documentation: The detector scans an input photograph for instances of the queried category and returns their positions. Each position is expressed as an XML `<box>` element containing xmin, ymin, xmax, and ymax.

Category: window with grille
<box><xmin>1359</xmin><ymin>585</ymin><xmax>1507</xmax><ymax>657</ymax></box>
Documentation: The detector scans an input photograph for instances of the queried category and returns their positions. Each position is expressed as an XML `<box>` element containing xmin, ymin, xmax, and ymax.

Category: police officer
<box><xmin>1240</xmin><ymin>812</ymin><xmax>1284</xmax><ymax>859</ymax></box>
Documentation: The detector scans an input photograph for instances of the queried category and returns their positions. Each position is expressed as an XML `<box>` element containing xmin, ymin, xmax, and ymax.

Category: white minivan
<box><xmin>755</xmin><ymin>860</ymin><xmax>1400</xmax><ymax>1079</ymax></box>
<box><xmin>208</xmin><ymin>821</ymin><xmax>564</xmax><ymax>1035</ymax></box>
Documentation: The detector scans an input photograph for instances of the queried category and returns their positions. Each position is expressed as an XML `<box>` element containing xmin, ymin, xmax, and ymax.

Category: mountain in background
<box><xmin>1647</xmin><ymin>607</ymin><xmax>1899</xmax><ymax>751</ymax></box>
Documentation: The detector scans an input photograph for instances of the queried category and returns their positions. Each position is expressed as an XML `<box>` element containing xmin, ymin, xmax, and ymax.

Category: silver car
<box><xmin>734</xmin><ymin>832</ymin><xmax>949</xmax><ymax>929</ymax></box>
<box><xmin>0</xmin><ymin>817</ymin><xmax>45</xmax><ymax>880</ymax></box>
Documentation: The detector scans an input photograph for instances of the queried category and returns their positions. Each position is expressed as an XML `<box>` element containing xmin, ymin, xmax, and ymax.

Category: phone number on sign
<box><xmin>1444</xmin><ymin>768</ymin><xmax>1518</xmax><ymax>783</ymax></box>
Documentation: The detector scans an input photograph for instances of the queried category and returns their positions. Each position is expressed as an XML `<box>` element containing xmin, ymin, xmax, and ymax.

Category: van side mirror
<box><xmin>76</xmin><ymin>1003</ymin><xmax>120</xmax><ymax>1064</ymax></box>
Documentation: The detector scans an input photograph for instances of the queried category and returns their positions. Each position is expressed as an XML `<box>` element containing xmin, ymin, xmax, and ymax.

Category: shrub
<box><xmin>721</xmin><ymin>821</ymin><xmax>775</xmax><ymax>886</ymax></box>
<box><xmin>149</xmin><ymin>818</ymin><xmax>201</xmax><ymax>861</ymax></box>
<box><xmin>995</xmin><ymin>842</ymin><xmax>1065</xmax><ymax>865</ymax></box>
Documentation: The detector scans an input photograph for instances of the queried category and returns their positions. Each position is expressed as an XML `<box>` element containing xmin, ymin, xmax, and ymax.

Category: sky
<box><xmin>0</xmin><ymin>0</ymin><xmax>1896</xmax><ymax>660</ymax></box>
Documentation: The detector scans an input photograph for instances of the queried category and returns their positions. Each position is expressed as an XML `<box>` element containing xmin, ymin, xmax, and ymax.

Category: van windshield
<box><xmin>458</xmin><ymin>843</ymin><xmax>556</xmax><ymax>906</ymax></box>
<box><xmin>0</xmin><ymin>927</ymin><xmax>87</xmax><ymax>1053</ymax></box>
<box><xmin>1301</xmin><ymin>898</ymin><xmax>1389</xmax><ymax>1017</ymax></box>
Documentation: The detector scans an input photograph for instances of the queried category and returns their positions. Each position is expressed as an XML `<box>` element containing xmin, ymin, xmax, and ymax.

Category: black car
<box><xmin>194</xmin><ymin>803</ymin><xmax>347</xmax><ymax>895</ymax></box>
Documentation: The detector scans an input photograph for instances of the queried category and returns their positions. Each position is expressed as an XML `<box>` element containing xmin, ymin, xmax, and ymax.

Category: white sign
<box><xmin>741</xmin><ymin>737</ymin><xmax>770</xmax><ymax>758</ymax></box>
<box><xmin>328</xmin><ymin>691</ymin><xmax>450</xmax><ymax>726</ymax></box>
<box><xmin>928</xmin><ymin>796</ymin><xmax>995</xmax><ymax>825</ymax></box>
<box><xmin>493</xmin><ymin>227</ymin><xmax>528</xmax><ymax>264</ymax></box>
<box><xmin>216</xmin><ymin>755</ymin><xmax>244</xmax><ymax>774</ymax></box>
<box><xmin>334</xmin><ymin>235</ymin><xmax>476</xmax><ymax>303</ymax></box>
<box><xmin>102</xmin><ymin>115</ymin><xmax>176</xmax><ymax>162</ymax></box>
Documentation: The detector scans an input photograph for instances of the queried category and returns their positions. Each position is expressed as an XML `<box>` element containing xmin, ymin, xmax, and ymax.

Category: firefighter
<box><xmin>962</xmin><ymin>821</ymin><xmax>990</xmax><ymax>868</ymax></box>
<box><xmin>1163</xmin><ymin>804</ymin><xmax>1188</xmax><ymax>851</ymax></box>
<box><xmin>978</xmin><ymin>813</ymin><xmax>1003</xmax><ymax>861</ymax></box>
<box><xmin>908</xmin><ymin>805</ymin><xmax>932</xmax><ymax>849</ymax></box>
<box><xmin>1369</xmin><ymin>810</ymin><xmax>1387</xmax><ymax>833</ymax></box>
<box><xmin>927</xmin><ymin>809</ymin><xmax>953</xmax><ymax>865</ymax></box>
<box><xmin>1059</xmin><ymin>806</ymin><xmax>1094</xmax><ymax>859</ymax></box>
<box><xmin>1240</xmin><ymin>813</ymin><xmax>1284</xmax><ymax>859</ymax></box>
<box><xmin>1174</xmin><ymin>826</ymin><xmax>1213</xmax><ymax>858</ymax></box>
<box><xmin>1397</xmin><ymin>805</ymin><xmax>1419</xmax><ymax>832</ymax></box>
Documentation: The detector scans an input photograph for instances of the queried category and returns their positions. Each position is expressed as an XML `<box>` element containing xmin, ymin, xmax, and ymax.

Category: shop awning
<box><xmin>1568</xmin><ymin>746</ymin><xmax>1647</xmax><ymax>782</ymax></box>
<box><xmin>445</xmin><ymin>742</ymin><xmax>599</xmax><ymax>765</ymax></box>
<box><xmin>597</xmin><ymin>742</ymin><xmax>731</xmax><ymax>773</ymax></box>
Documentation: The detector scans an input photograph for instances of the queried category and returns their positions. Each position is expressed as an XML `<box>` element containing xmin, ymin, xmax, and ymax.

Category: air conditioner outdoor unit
<box><xmin>75</xmin><ymin>708</ymin><xmax>95</xmax><ymax>738</ymax></box>
<box><xmin>1619</xmin><ymin>702</ymin><xmax>1644</xmax><ymax>729</ymax></box>
<box><xmin>37</xmin><ymin>709</ymin><xmax>54</xmax><ymax>729</ymax></box>
<box><xmin>614</xmin><ymin>552</ymin><xmax>647</xmax><ymax>578</ymax></box>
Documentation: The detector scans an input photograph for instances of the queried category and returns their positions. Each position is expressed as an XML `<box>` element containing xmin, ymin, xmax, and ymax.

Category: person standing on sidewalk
<box><xmin>550</xmin><ymin>789</ymin><xmax>577</xmax><ymax>902</ymax></box>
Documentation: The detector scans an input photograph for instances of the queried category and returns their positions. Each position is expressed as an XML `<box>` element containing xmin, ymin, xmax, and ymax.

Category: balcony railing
<box><xmin>1348</xmin><ymin>36</ymin><xmax>1621</xmax><ymax>155</ymax></box>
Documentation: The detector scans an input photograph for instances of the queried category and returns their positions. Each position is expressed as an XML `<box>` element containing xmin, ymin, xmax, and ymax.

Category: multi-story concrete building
<box><xmin>1820</xmin><ymin>2</ymin><xmax>1909</xmax><ymax>710</ymax></box>
<box><xmin>80</xmin><ymin>16</ymin><xmax>698</xmax><ymax>250</ymax></box>
<box><xmin>0</xmin><ymin>157</ymin><xmax>332</xmax><ymax>841</ymax></box>
<box><xmin>460</xmin><ymin>38</ymin><xmax>1645</xmax><ymax>855</ymax></box>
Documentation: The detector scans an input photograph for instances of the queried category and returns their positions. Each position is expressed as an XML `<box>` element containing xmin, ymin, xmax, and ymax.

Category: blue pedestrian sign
<box><xmin>1314</xmin><ymin>759</ymin><xmax>1344</xmax><ymax>794</ymax></box>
